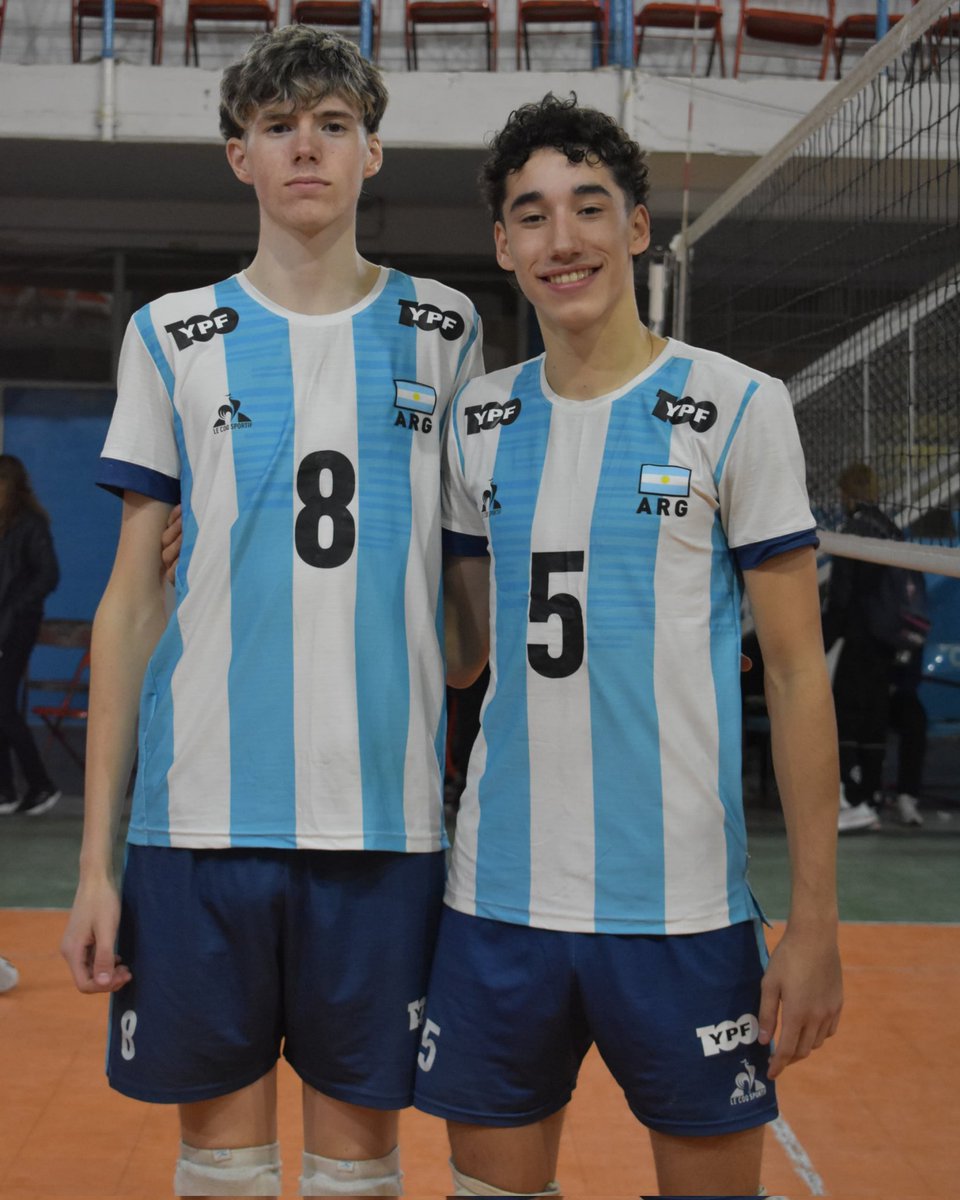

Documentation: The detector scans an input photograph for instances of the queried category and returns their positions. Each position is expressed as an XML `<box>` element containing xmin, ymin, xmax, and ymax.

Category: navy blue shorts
<box><xmin>414</xmin><ymin>907</ymin><xmax>778</xmax><ymax>1136</ymax></box>
<box><xmin>107</xmin><ymin>845</ymin><xmax>445</xmax><ymax>1106</ymax></box>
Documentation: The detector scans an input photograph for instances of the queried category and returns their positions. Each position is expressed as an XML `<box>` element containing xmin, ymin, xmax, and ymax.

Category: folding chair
<box><xmin>31</xmin><ymin>651</ymin><xmax>90</xmax><ymax>771</ymax></box>
<box><xmin>834</xmin><ymin>2</ymin><xmax>908</xmax><ymax>77</ymax></box>
<box><xmin>22</xmin><ymin>620</ymin><xmax>93</xmax><ymax>771</ymax></box>
<box><xmin>72</xmin><ymin>0</ymin><xmax>164</xmax><ymax>64</ymax></box>
<box><xmin>516</xmin><ymin>0</ymin><xmax>608</xmax><ymax>69</ymax></box>
<box><xmin>405</xmin><ymin>0</ymin><xmax>498</xmax><ymax>70</ymax></box>
<box><xmin>635</xmin><ymin>1</ymin><xmax>725</xmax><ymax>75</ymax></box>
<box><xmin>292</xmin><ymin>0</ymin><xmax>383</xmax><ymax>60</ymax></box>
<box><xmin>184</xmin><ymin>0</ymin><xmax>277</xmax><ymax>65</ymax></box>
<box><xmin>926</xmin><ymin>6</ymin><xmax>958</xmax><ymax>74</ymax></box>
<box><xmin>733</xmin><ymin>0</ymin><xmax>835</xmax><ymax>78</ymax></box>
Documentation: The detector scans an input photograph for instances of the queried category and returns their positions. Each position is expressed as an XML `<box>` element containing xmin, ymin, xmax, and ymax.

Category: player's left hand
<box><xmin>757</xmin><ymin>924</ymin><xmax>843</xmax><ymax>1079</ymax></box>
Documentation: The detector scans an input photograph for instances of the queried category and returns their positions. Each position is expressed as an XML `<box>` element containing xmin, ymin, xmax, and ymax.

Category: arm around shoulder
<box><xmin>444</xmin><ymin>554</ymin><xmax>490</xmax><ymax>689</ymax></box>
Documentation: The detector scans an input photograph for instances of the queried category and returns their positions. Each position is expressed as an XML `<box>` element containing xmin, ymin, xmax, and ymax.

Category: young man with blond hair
<box><xmin>61</xmin><ymin>26</ymin><xmax>482</xmax><ymax>1197</ymax></box>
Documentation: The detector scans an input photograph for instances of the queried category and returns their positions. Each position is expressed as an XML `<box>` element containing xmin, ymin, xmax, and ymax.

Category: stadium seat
<box><xmin>184</xmin><ymin>0</ymin><xmax>277</xmax><ymax>66</ymax></box>
<box><xmin>31</xmin><ymin>652</ymin><xmax>90</xmax><ymax>771</ymax></box>
<box><xmin>405</xmin><ymin>0</ymin><xmax>498</xmax><ymax>70</ymax></box>
<box><xmin>22</xmin><ymin>620</ymin><xmax>92</xmax><ymax>771</ymax></box>
<box><xmin>733</xmin><ymin>0</ymin><xmax>835</xmax><ymax>78</ymax></box>
<box><xmin>634</xmin><ymin>1</ymin><xmax>725</xmax><ymax>75</ymax></box>
<box><xmin>292</xmin><ymin>0</ymin><xmax>383</xmax><ymax>60</ymax></box>
<box><xmin>72</xmin><ymin>0</ymin><xmax>164</xmax><ymax>64</ymax></box>
<box><xmin>834</xmin><ymin>5</ymin><xmax>907</xmax><ymax>77</ymax></box>
<box><xmin>516</xmin><ymin>0</ymin><xmax>608</xmax><ymax>69</ymax></box>
<box><xmin>927</xmin><ymin>6</ymin><xmax>959</xmax><ymax>73</ymax></box>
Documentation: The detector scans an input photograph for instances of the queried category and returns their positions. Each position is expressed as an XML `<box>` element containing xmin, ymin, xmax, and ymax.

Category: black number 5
<box><xmin>527</xmin><ymin>551</ymin><xmax>585</xmax><ymax>679</ymax></box>
<box><xmin>295</xmin><ymin>450</ymin><xmax>356</xmax><ymax>569</ymax></box>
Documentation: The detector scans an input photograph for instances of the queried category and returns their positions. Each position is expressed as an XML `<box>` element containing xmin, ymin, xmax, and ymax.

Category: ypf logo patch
<box><xmin>397</xmin><ymin>299</ymin><xmax>465</xmax><ymax>341</ymax></box>
<box><xmin>165</xmin><ymin>307</ymin><xmax>239</xmax><ymax>351</ymax></box>
<box><xmin>465</xmin><ymin>397</ymin><xmax>521</xmax><ymax>435</ymax></box>
<box><xmin>652</xmin><ymin>388</ymin><xmax>717</xmax><ymax>432</ymax></box>
<box><xmin>695</xmin><ymin>1012</ymin><xmax>760</xmax><ymax>1057</ymax></box>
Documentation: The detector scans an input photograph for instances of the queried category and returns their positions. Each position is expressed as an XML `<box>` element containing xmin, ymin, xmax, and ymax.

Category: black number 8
<box><xmin>295</xmin><ymin>450</ymin><xmax>356</xmax><ymax>569</ymax></box>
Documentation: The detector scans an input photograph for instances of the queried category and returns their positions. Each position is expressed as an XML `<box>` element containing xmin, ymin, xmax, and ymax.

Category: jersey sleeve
<box><xmin>718</xmin><ymin>376</ymin><xmax>818</xmax><ymax>569</ymax></box>
<box><xmin>441</xmin><ymin>381</ymin><xmax>489</xmax><ymax>558</ymax></box>
<box><xmin>98</xmin><ymin>310</ymin><xmax>181</xmax><ymax>504</ymax></box>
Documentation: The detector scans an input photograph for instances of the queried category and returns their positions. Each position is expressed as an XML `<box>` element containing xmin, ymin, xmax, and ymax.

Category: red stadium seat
<box><xmin>734</xmin><ymin>0</ymin><xmax>835</xmax><ymax>78</ymax></box>
<box><xmin>72</xmin><ymin>0</ymin><xmax>163</xmax><ymax>64</ymax></box>
<box><xmin>516</xmin><ymin>0</ymin><xmax>608</xmax><ymax>69</ymax></box>
<box><xmin>405</xmin><ymin>0</ymin><xmax>498</xmax><ymax>70</ymax></box>
<box><xmin>292</xmin><ymin>0</ymin><xmax>383</xmax><ymax>61</ymax></box>
<box><xmin>184</xmin><ymin>0</ymin><xmax>277</xmax><ymax>66</ymax></box>
<box><xmin>635</xmin><ymin>1</ymin><xmax>725</xmax><ymax>75</ymax></box>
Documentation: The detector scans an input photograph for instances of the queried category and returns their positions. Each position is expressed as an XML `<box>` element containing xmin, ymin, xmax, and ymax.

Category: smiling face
<box><xmin>493</xmin><ymin>147</ymin><xmax>651</xmax><ymax>340</ymax></box>
<box><xmin>225</xmin><ymin>93</ymin><xmax>382</xmax><ymax>241</ymax></box>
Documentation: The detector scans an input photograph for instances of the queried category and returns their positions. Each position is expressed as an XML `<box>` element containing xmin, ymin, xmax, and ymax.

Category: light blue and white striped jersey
<box><xmin>442</xmin><ymin>339</ymin><xmax>817</xmax><ymax>935</ymax></box>
<box><xmin>100</xmin><ymin>268</ymin><xmax>483</xmax><ymax>851</ymax></box>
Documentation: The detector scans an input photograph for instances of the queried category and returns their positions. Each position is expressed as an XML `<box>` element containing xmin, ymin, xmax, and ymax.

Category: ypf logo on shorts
<box><xmin>397</xmin><ymin>299</ymin><xmax>465</xmax><ymax>341</ymax></box>
<box><xmin>165</xmin><ymin>307</ymin><xmax>239</xmax><ymax>351</ymax></box>
<box><xmin>695</xmin><ymin>1012</ymin><xmax>759</xmax><ymax>1057</ymax></box>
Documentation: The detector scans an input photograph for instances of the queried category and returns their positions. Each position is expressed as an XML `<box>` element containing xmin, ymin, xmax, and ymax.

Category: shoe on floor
<box><xmin>0</xmin><ymin>794</ymin><xmax>19</xmax><ymax>816</ymax></box>
<box><xmin>838</xmin><ymin>796</ymin><xmax>880</xmax><ymax>832</ymax></box>
<box><xmin>0</xmin><ymin>955</ymin><xmax>19</xmax><ymax>993</ymax></box>
<box><xmin>896</xmin><ymin>793</ymin><xmax>924</xmax><ymax>827</ymax></box>
<box><xmin>18</xmin><ymin>787</ymin><xmax>62</xmax><ymax>817</ymax></box>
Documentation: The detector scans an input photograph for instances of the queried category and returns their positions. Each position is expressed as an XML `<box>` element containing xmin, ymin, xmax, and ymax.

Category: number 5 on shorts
<box><xmin>418</xmin><ymin>1018</ymin><xmax>441</xmax><ymax>1072</ymax></box>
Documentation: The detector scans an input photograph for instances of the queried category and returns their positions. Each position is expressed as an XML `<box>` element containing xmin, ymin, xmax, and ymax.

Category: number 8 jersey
<box><xmin>100</xmin><ymin>268</ymin><xmax>483</xmax><ymax>851</ymax></box>
<box><xmin>441</xmin><ymin>342</ymin><xmax>817</xmax><ymax>935</ymax></box>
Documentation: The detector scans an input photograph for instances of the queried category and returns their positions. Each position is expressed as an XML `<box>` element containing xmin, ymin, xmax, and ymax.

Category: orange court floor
<box><xmin>0</xmin><ymin>912</ymin><xmax>956</xmax><ymax>1200</ymax></box>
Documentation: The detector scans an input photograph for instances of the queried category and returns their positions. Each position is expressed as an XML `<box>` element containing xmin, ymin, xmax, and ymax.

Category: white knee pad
<box><xmin>451</xmin><ymin>1161</ymin><xmax>560</xmax><ymax>1197</ymax></box>
<box><xmin>300</xmin><ymin>1146</ymin><xmax>403</xmax><ymax>1196</ymax></box>
<box><xmin>174</xmin><ymin>1141</ymin><xmax>281</xmax><ymax>1196</ymax></box>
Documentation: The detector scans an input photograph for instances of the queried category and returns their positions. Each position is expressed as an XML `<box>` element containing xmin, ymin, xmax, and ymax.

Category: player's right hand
<box><xmin>61</xmin><ymin>877</ymin><xmax>132</xmax><ymax>994</ymax></box>
<box><xmin>160</xmin><ymin>503</ymin><xmax>183</xmax><ymax>586</ymax></box>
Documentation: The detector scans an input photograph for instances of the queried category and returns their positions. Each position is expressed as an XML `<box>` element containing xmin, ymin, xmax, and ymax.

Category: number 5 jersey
<box><xmin>441</xmin><ymin>343</ymin><xmax>817</xmax><ymax>936</ymax></box>
<box><xmin>100</xmin><ymin>268</ymin><xmax>483</xmax><ymax>852</ymax></box>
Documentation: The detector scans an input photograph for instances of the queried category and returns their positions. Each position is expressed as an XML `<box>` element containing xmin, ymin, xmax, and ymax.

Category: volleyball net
<box><xmin>668</xmin><ymin>0</ymin><xmax>960</xmax><ymax>577</ymax></box>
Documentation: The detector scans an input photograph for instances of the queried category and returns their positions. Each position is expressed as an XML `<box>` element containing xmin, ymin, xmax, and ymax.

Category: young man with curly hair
<box><xmin>415</xmin><ymin>94</ymin><xmax>843</xmax><ymax>1198</ymax></box>
<box><xmin>61</xmin><ymin>25</ymin><xmax>482</xmax><ymax>1197</ymax></box>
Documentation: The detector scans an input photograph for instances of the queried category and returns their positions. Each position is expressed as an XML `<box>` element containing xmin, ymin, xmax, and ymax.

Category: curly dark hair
<box><xmin>480</xmin><ymin>93</ymin><xmax>649</xmax><ymax>222</ymax></box>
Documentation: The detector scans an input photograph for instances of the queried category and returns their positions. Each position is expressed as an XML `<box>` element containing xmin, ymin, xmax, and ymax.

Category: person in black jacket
<box><xmin>822</xmin><ymin>463</ymin><xmax>904</xmax><ymax>833</ymax></box>
<box><xmin>0</xmin><ymin>454</ymin><xmax>61</xmax><ymax>816</ymax></box>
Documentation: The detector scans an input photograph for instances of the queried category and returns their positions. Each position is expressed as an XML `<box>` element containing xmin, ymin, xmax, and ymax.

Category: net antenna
<box><xmin>669</xmin><ymin>0</ymin><xmax>960</xmax><ymax>578</ymax></box>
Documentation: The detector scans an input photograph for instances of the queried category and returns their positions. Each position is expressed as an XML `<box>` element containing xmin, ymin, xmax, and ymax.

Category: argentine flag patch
<box><xmin>639</xmin><ymin>464</ymin><xmax>691</xmax><ymax>497</ymax></box>
<box><xmin>394</xmin><ymin>380</ymin><xmax>437</xmax><ymax>415</ymax></box>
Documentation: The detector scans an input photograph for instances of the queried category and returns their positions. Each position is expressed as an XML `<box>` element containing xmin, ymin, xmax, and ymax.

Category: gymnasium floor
<box><xmin>2</xmin><ymin>740</ymin><xmax>958</xmax><ymax>1199</ymax></box>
